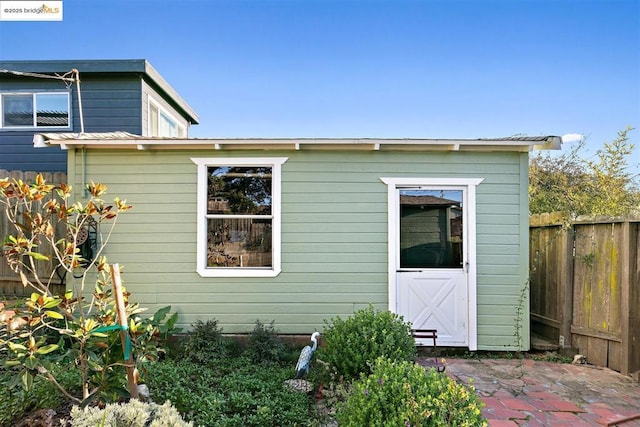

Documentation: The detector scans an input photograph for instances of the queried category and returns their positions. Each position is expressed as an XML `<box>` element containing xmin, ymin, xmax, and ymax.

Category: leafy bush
<box><xmin>181</xmin><ymin>319</ymin><xmax>238</xmax><ymax>364</ymax></box>
<box><xmin>243</xmin><ymin>320</ymin><xmax>290</xmax><ymax>365</ymax></box>
<box><xmin>145</xmin><ymin>357</ymin><xmax>314</xmax><ymax>426</ymax></box>
<box><xmin>336</xmin><ymin>358</ymin><xmax>487</xmax><ymax>427</ymax></box>
<box><xmin>69</xmin><ymin>399</ymin><xmax>192</xmax><ymax>427</ymax></box>
<box><xmin>318</xmin><ymin>305</ymin><xmax>416</xmax><ymax>380</ymax></box>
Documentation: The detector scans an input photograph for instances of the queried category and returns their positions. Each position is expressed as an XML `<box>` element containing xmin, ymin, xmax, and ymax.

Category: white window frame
<box><xmin>148</xmin><ymin>97</ymin><xmax>186</xmax><ymax>137</ymax></box>
<box><xmin>192</xmin><ymin>157</ymin><xmax>288</xmax><ymax>278</ymax></box>
<box><xmin>0</xmin><ymin>91</ymin><xmax>71</xmax><ymax>129</ymax></box>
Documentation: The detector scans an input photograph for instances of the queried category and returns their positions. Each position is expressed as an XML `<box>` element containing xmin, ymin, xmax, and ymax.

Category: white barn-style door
<box><xmin>398</xmin><ymin>270</ymin><xmax>467</xmax><ymax>345</ymax></box>
<box><xmin>381</xmin><ymin>178</ymin><xmax>483</xmax><ymax>349</ymax></box>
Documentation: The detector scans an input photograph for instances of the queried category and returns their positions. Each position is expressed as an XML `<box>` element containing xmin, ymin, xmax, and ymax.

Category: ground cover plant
<box><xmin>144</xmin><ymin>319</ymin><xmax>317</xmax><ymax>427</ymax></box>
<box><xmin>0</xmin><ymin>366</ymin><xmax>79</xmax><ymax>427</ymax></box>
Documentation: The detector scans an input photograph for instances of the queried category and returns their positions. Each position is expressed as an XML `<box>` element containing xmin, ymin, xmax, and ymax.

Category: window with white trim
<box><xmin>192</xmin><ymin>157</ymin><xmax>287</xmax><ymax>277</ymax></box>
<box><xmin>148</xmin><ymin>98</ymin><xmax>186</xmax><ymax>137</ymax></box>
<box><xmin>1</xmin><ymin>92</ymin><xmax>70</xmax><ymax>129</ymax></box>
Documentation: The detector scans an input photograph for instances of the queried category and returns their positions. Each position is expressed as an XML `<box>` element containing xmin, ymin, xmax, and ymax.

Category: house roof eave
<box><xmin>33</xmin><ymin>133</ymin><xmax>562</xmax><ymax>152</ymax></box>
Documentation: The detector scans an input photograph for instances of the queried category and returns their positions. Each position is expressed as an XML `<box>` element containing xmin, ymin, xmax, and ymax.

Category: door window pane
<box><xmin>400</xmin><ymin>189</ymin><xmax>463</xmax><ymax>268</ymax></box>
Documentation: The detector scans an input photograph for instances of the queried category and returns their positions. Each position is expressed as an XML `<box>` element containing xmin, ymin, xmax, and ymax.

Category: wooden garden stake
<box><xmin>110</xmin><ymin>263</ymin><xmax>139</xmax><ymax>399</ymax></box>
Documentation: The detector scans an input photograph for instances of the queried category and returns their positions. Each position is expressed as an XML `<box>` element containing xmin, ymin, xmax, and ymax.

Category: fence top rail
<box><xmin>0</xmin><ymin>169</ymin><xmax>67</xmax><ymax>183</ymax></box>
<box><xmin>530</xmin><ymin>212</ymin><xmax>640</xmax><ymax>227</ymax></box>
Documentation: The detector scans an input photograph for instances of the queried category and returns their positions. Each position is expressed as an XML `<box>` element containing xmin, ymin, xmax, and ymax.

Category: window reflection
<box><xmin>400</xmin><ymin>190</ymin><xmax>463</xmax><ymax>268</ymax></box>
<box><xmin>206</xmin><ymin>166</ymin><xmax>273</xmax><ymax>269</ymax></box>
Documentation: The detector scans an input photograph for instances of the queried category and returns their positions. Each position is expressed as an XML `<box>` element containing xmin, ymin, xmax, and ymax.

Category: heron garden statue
<box><xmin>295</xmin><ymin>331</ymin><xmax>320</xmax><ymax>378</ymax></box>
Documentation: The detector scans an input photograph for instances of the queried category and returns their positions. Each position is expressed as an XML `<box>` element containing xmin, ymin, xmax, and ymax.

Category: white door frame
<box><xmin>380</xmin><ymin>177</ymin><xmax>483</xmax><ymax>351</ymax></box>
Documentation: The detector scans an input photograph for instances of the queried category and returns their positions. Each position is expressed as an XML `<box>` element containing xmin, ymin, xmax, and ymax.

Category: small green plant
<box><xmin>69</xmin><ymin>399</ymin><xmax>192</xmax><ymax>427</ymax></box>
<box><xmin>581</xmin><ymin>252</ymin><xmax>595</xmax><ymax>267</ymax></box>
<box><xmin>530</xmin><ymin>351</ymin><xmax>572</xmax><ymax>363</ymax></box>
<box><xmin>181</xmin><ymin>319</ymin><xmax>237</xmax><ymax>364</ymax></box>
<box><xmin>336</xmin><ymin>357</ymin><xmax>487</xmax><ymax>427</ymax></box>
<box><xmin>243</xmin><ymin>320</ymin><xmax>289</xmax><ymax>365</ymax></box>
<box><xmin>317</xmin><ymin>305</ymin><xmax>416</xmax><ymax>380</ymax></box>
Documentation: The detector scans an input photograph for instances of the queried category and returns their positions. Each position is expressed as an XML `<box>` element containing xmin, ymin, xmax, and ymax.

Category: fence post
<box><xmin>620</xmin><ymin>221</ymin><xmax>631</xmax><ymax>375</ymax></box>
<box><xmin>559</xmin><ymin>225</ymin><xmax>575</xmax><ymax>348</ymax></box>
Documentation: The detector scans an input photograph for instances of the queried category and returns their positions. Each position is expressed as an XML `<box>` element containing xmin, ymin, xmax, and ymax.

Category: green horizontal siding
<box><xmin>68</xmin><ymin>148</ymin><xmax>529</xmax><ymax>347</ymax></box>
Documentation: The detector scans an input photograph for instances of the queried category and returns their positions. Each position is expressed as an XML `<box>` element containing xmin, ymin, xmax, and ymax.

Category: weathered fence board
<box><xmin>0</xmin><ymin>170</ymin><xmax>67</xmax><ymax>297</ymax></box>
<box><xmin>530</xmin><ymin>214</ymin><xmax>640</xmax><ymax>376</ymax></box>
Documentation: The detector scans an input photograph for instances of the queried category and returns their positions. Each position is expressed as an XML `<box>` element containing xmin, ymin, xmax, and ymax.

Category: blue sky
<box><xmin>1</xmin><ymin>0</ymin><xmax>638</xmax><ymax>165</ymax></box>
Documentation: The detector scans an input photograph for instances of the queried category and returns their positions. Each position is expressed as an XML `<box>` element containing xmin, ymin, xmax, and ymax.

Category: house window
<box><xmin>192</xmin><ymin>157</ymin><xmax>288</xmax><ymax>277</ymax></box>
<box><xmin>148</xmin><ymin>98</ymin><xmax>186</xmax><ymax>137</ymax></box>
<box><xmin>1</xmin><ymin>92</ymin><xmax>70</xmax><ymax>128</ymax></box>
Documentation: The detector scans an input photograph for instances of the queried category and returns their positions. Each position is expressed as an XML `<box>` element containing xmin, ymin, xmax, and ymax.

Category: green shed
<box><xmin>35</xmin><ymin>133</ymin><xmax>561</xmax><ymax>351</ymax></box>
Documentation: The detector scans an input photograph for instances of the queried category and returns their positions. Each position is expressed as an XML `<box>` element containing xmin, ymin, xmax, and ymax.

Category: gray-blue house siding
<box><xmin>0</xmin><ymin>59</ymin><xmax>198</xmax><ymax>172</ymax></box>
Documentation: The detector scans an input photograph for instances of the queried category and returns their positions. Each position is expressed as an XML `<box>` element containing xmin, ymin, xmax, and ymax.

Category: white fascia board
<box><xmin>34</xmin><ymin>136</ymin><xmax>558</xmax><ymax>151</ymax></box>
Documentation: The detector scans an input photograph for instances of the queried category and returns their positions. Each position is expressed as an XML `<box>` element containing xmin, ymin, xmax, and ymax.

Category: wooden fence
<box><xmin>530</xmin><ymin>213</ymin><xmax>640</xmax><ymax>375</ymax></box>
<box><xmin>0</xmin><ymin>170</ymin><xmax>67</xmax><ymax>297</ymax></box>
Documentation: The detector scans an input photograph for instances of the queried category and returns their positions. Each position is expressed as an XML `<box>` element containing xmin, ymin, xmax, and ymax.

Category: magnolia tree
<box><xmin>0</xmin><ymin>175</ymin><xmax>176</xmax><ymax>405</ymax></box>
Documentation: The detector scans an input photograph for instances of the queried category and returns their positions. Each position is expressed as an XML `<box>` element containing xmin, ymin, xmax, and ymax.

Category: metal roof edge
<box><xmin>34</xmin><ymin>133</ymin><xmax>562</xmax><ymax>152</ymax></box>
<box><xmin>143</xmin><ymin>60</ymin><xmax>199</xmax><ymax>124</ymax></box>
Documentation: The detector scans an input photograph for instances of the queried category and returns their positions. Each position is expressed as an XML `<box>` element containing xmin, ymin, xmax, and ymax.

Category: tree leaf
<box><xmin>19</xmin><ymin>271</ymin><xmax>30</xmax><ymax>287</ymax></box>
<box><xmin>26</xmin><ymin>251</ymin><xmax>50</xmax><ymax>261</ymax></box>
<box><xmin>21</xmin><ymin>370</ymin><xmax>33</xmax><ymax>390</ymax></box>
<box><xmin>24</xmin><ymin>355</ymin><xmax>38</xmax><ymax>369</ymax></box>
<box><xmin>42</xmin><ymin>298</ymin><xmax>62</xmax><ymax>309</ymax></box>
<box><xmin>152</xmin><ymin>305</ymin><xmax>171</xmax><ymax>322</ymax></box>
<box><xmin>45</xmin><ymin>310</ymin><xmax>64</xmax><ymax>319</ymax></box>
<box><xmin>86</xmin><ymin>359</ymin><xmax>103</xmax><ymax>372</ymax></box>
<box><xmin>91</xmin><ymin>332</ymin><xmax>109</xmax><ymax>338</ymax></box>
<box><xmin>7</xmin><ymin>342</ymin><xmax>27</xmax><ymax>352</ymax></box>
<box><xmin>36</xmin><ymin>344</ymin><xmax>59</xmax><ymax>355</ymax></box>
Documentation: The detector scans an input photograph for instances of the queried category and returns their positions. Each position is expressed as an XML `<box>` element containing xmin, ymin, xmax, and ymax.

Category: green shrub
<box><xmin>336</xmin><ymin>358</ymin><xmax>487</xmax><ymax>427</ymax></box>
<box><xmin>243</xmin><ymin>320</ymin><xmax>290</xmax><ymax>365</ymax></box>
<box><xmin>145</xmin><ymin>358</ymin><xmax>314</xmax><ymax>426</ymax></box>
<box><xmin>317</xmin><ymin>305</ymin><xmax>416</xmax><ymax>380</ymax></box>
<box><xmin>181</xmin><ymin>319</ymin><xmax>237</xmax><ymax>364</ymax></box>
<box><xmin>69</xmin><ymin>399</ymin><xmax>192</xmax><ymax>427</ymax></box>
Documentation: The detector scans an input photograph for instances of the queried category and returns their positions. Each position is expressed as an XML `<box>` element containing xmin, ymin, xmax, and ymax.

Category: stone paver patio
<box><xmin>417</xmin><ymin>357</ymin><xmax>640</xmax><ymax>426</ymax></box>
